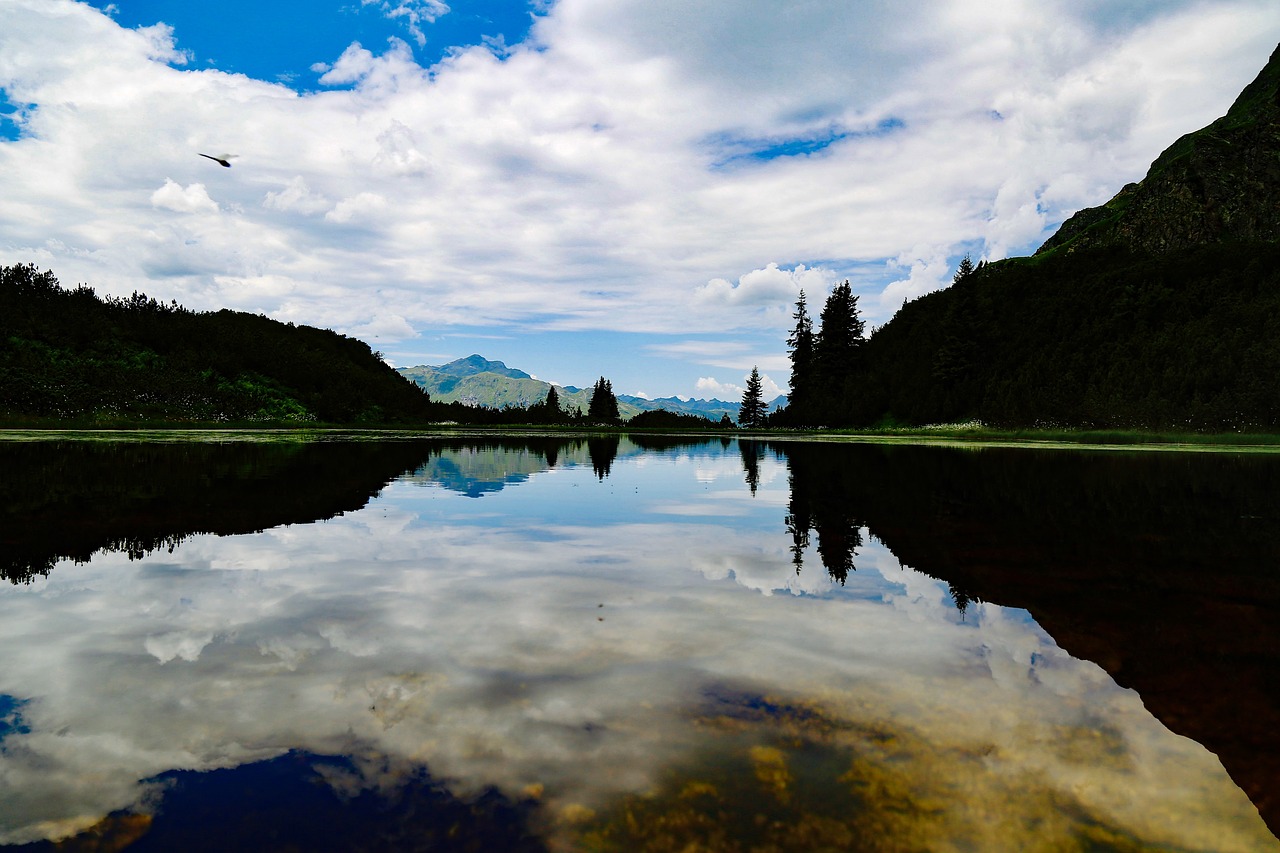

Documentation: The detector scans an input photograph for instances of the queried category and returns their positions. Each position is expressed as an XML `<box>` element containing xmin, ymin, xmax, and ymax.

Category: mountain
<box><xmin>811</xmin><ymin>44</ymin><xmax>1280</xmax><ymax>432</ymax></box>
<box><xmin>397</xmin><ymin>355</ymin><xmax>784</xmax><ymax>423</ymax></box>
<box><xmin>1037</xmin><ymin>43</ymin><xmax>1280</xmax><ymax>256</ymax></box>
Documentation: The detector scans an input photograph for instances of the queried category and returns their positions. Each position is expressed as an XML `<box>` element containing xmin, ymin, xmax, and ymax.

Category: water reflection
<box><xmin>772</xmin><ymin>441</ymin><xmax>1280</xmax><ymax>831</ymax></box>
<box><xmin>0</xmin><ymin>435</ymin><xmax>1275</xmax><ymax>850</ymax></box>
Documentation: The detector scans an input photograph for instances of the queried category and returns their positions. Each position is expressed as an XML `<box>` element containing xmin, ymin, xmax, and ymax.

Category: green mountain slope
<box><xmin>1038</xmin><ymin>44</ymin><xmax>1280</xmax><ymax>256</ymax></box>
<box><xmin>397</xmin><ymin>355</ymin><xmax>775</xmax><ymax>423</ymax></box>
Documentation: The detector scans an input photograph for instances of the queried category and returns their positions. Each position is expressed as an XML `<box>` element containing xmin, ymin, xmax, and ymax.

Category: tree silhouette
<box><xmin>813</xmin><ymin>280</ymin><xmax>865</xmax><ymax>380</ymax></box>
<box><xmin>785</xmin><ymin>290</ymin><xmax>815</xmax><ymax>423</ymax></box>
<box><xmin>587</xmin><ymin>377</ymin><xmax>620</xmax><ymax>424</ymax></box>
<box><xmin>738</xmin><ymin>366</ymin><xmax>768</xmax><ymax>428</ymax></box>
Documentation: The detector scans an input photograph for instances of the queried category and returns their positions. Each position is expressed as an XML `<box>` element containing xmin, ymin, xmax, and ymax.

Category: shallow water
<box><xmin>0</xmin><ymin>435</ymin><xmax>1276</xmax><ymax>851</ymax></box>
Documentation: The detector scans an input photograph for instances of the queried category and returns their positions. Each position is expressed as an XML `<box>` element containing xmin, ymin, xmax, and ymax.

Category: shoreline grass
<box><xmin>3</xmin><ymin>419</ymin><xmax>1280</xmax><ymax>451</ymax></box>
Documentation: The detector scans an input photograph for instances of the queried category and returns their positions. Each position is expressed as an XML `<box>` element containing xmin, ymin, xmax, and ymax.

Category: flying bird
<box><xmin>198</xmin><ymin>153</ymin><xmax>237</xmax><ymax>168</ymax></box>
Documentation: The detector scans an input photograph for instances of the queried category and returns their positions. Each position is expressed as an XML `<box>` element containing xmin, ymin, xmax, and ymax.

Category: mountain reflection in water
<box><xmin>0</xmin><ymin>434</ymin><xmax>1276</xmax><ymax>850</ymax></box>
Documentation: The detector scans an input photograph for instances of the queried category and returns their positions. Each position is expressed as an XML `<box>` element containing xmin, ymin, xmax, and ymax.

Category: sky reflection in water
<box><xmin>0</xmin><ymin>437</ymin><xmax>1274</xmax><ymax>851</ymax></box>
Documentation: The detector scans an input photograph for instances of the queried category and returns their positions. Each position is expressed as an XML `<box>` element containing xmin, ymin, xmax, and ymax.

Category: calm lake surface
<box><xmin>1</xmin><ymin>433</ymin><xmax>1277</xmax><ymax>851</ymax></box>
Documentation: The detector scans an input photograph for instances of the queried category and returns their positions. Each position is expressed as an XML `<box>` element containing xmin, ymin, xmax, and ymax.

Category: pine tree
<box><xmin>810</xmin><ymin>281</ymin><xmax>865</xmax><ymax>426</ymax></box>
<box><xmin>739</xmin><ymin>366</ymin><xmax>768</xmax><ymax>428</ymax></box>
<box><xmin>813</xmin><ymin>280</ymin><xmax>865</xmax><ymax>378</ymax></box>
<box><xmin>542</xmin><ymin>385</ymin><xmax>564</xmax><ymax>422</ymax></box>
<box><xmin>786</xmin><ymin>290</ymin><xmax>815</xmax><ymax>422</ymax></box>
<box><xmin>587</xmin><ymin>377</ymin><xmax>620</xmax><ymax>424</ymax></box>
<box><xmin>953</xmin><ymin>253</ymin><xmax>975</xmax><ymax>285</ymax></box>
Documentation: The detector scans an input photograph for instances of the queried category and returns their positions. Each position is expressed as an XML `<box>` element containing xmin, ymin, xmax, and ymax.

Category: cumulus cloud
<box><xmin>0</xmin><ymin>0</ymin><xmax>1277</xmax><ymax>394</ymax></box>
<box><xmin>324</xmin><ymin>192</ymin><xmax>389</xmax><ymax>224</ymax></box>
<box><xmin>262</xmin><ymin>177</ymin><xmax>330</xmax><ymax>215</ymax></box>
<box><xmin>697</xmin><ymin>263</ymin><xmax>831</xmax><ymax>305</ymax></box>
<box><xmin>878</xmin><ymin>245</ymin><xmax>954</xmax><ymax>316</ymax></box>
<box><xmin>697</xmin><ymin>369</ymin><xmax>784</xmax><ymax>401</ymax></box>
<box><xmin>696</xmin><ymin>376</ymin><xmax>741</xmax><ymax>399</ymax></box>
<box><xmin>150</xmin><ymin>179</ymin><xmax>219</xmax><ymax>214</ymax></box>
<box><xmin>344</xmin><ymin>312</ymin><xmax>418</xmax><ymax>341</ymax></box>
<box><xmin>364</xmin><ymin>0</ymin><xmax>451</xmax><ymax>47</ymax></box>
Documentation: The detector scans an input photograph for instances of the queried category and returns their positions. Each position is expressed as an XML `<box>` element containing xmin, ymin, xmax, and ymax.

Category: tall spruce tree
<box><xmin>545</xmin><ymin>384</ymin><xmax>560</xmax><ymax>410</ymax></box>
<box><xmin>811</xmin><ymin>281</ymin><xmax>865</xmax><ymax>425</ymax></box>
<box><xmin>587</xmin><ymin>376</ymin><xmax>620</xmax><ymax>424</ymax></box>
<box><xmin>739</xmin><ymin>366</ymin><xmax>768</xmax><ymax>428</ymax></box>
<box><xmin>786</xmin><ymin>290</ymin><xmax>815</xmax><ymax>422</ymax></box>
<box><xmin>533</xmin><ymin>384</ymin><xmax>565</xmax><ymax>423</ymax></box>
<box><xmin>813</xmin><ymin>280</ymin><xmax>865</xmax><ymax>376</ymax></box>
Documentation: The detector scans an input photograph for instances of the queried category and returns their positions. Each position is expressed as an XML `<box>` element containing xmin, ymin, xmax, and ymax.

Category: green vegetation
<box><xmin>737</xmin><ymin>366</ymin><xmax>767</xmax><ymax>427</ymax></box>
<box><xmin>1</xmin><ymin>264</ymin><xmax>434</xmax><ymax>426</ymax></box>
<box><xmin>841</xmin><ymin>242</ymin><xmax>1280</xmax><ymax>431</ymax></box>
<box><xmin>587</xmin><ymin>376</ymin><xmax>621</xmax><ymax>424</ymax></box>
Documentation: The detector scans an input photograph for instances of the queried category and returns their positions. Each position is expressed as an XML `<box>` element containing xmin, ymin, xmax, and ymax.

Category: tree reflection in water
<box><xmin>0</xmin><ymin>435</ymin><xmax>1277</xmax><ymax>844</ymax></box>
<box><xmin>765</xmin><ymin>439</ymin><xmax>1280</xmax><ymax>833</ymax></box>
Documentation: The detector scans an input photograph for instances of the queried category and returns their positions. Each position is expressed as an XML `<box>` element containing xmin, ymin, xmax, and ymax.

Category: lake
<box><xmin>0</xmin><ymin>433</ymin><xmax>1277</xmax><ymax>851</ymax></box>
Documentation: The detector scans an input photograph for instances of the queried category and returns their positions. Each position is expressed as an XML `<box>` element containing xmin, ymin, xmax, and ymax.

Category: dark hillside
<box><xmin>1038</xmin><ymin>43</ymin><xmax>1280</xmax><ymax>256</ymax></box>
<box><xmin>817</xmin><ymin>43</ymin><xmax>1280</xmax><ymax>431</ymax></box>
<box><xmin>0</xmin><ymin>264</ymin><xmax>434</xmax><ymax>424</ymax></box>
<box><xmin>850</xmin><ymin>243</ymin><xmax>1280</xmax><ymax>429</ymax></box>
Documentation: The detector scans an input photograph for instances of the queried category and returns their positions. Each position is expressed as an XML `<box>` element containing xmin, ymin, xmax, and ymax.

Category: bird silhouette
<box><xmin>198</xmin><ymin>153</ymin><xmax>237</xmax><ymax>168</ymax></box>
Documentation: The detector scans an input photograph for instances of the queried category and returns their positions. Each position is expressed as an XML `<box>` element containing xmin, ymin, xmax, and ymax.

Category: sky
<box><xmin>0</xmin><ymin>2</ymin><xmax>1277</xmax><ymax>401</ymax></box>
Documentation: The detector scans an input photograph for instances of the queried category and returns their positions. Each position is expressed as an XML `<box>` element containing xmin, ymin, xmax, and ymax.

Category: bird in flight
<box><xmin>198</xmin><ymin>153</ymin><xmax>237</xmax><ymax>168</ymax></box>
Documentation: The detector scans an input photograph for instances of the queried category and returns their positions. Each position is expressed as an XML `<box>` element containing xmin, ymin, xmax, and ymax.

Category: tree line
<box><xmin>1</xmin><ymin>264</ymin><xmax>436</xmax><ymax>424</ymax></box>
<box><xmin>762</xmin><ymin>241</ymin><xmax>1280</xmax><ymax>431</ymax></box>
<box><xmin>0</xmin><ymin>265</ymin><xmax>735</xmax><ymax>428</ymax></box>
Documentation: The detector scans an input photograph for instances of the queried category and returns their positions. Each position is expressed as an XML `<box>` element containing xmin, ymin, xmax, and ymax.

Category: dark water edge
<box><xmin>772</xmin><ymin>440</ymin><xmax>1280</xmax><ymax>834</ymax></box>
<box><xmin>1</xmin><ymin>434</ymin><xmax>1277</xmax><ymax>846</ymax></box>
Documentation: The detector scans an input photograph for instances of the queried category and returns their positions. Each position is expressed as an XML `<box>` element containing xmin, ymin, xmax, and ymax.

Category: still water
<box><xmin>0</xmin><ymin>434</ymin><xmax>1277</xmax><ymax>851</ymax></box>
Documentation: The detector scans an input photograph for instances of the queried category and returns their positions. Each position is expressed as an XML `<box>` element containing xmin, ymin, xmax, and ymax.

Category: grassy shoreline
<box><xmin>2</xmin><ymin>421</ymin><xmax>1280</xmax><ymax>452</ymax></box>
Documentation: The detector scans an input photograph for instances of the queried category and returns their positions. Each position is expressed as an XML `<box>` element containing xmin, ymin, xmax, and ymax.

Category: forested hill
<box><xmin>798</xmin><ymin>44</ymin><xmax>1280</xmax><ymax>432</ymax></box>
<box><xmin>0</xmin><ymin>264</ymin><xmax>434</xmax><ymax>424</ymax></box>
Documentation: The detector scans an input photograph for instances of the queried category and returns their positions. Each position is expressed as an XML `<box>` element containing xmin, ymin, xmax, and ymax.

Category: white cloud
<box><xmin>364</xmin><ymin>0</ymin><xmax>452</xmax><ymax>47</ymax></box>
<box><xmin>696</xmin><ymin>376</ymin><xmax>741</xmax><ymax>399</ymax></box>
<box><xmin>150</xmin><ymin>179</ymin><xmax>219</xmax><ymax>214</ymax></box>
<box><xmin>697</xmin><ymin>263</ymin><xmax>831</xmax><ymax>306</ymax></box>
<box><xmin>878</xmin><ymin>245</ymin><xmax>953</xmax><ymax>316</ymax></box>
<box><xmin>262</xmin><ymin>177</ymin><xmax>330</xmax><ymax>215</ymax></box>
<box><xmin>0</xmin><ymin>0</ymin><xmax>1277</xmax><ymax>393</ymax></box>
<box><xmin>698</xmin><ymin>370</ymin><xmax>783</xmax><ymax>401</ymax></box>
<box><xmin>324</xmin><ymin>191</ymin><xmax>389</xmax><ymax>224</ymax></box>
<box><xmin>344</xmin><ymin>312</ymin><xmax>418</xmax><ymax>341</ymax></box>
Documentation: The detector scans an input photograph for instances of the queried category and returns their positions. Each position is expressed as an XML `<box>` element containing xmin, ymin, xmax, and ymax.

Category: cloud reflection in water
<box><xmin>0</xmin><ymin>439</ymin><xmax>1272</xmax><ymax>850</ymax></box>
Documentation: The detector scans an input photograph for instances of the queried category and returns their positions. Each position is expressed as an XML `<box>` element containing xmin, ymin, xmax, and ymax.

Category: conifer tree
<box><xmin>739</xmin><ymin>366</ymin><xmax>768</xmax><ymax>427</ymax></box>
<box><xmin>786</xmin><ymin>290</ymin><xmax>815</xmax><ymax>421</ymax></box>
<box><xmin>587</xmin><ymin>377</ymin><xmax>620</xmax><ymax>424</ymax></box>
<box><xmin>810</xmin><ymin>281</ymin><xmax>865</xmax><ymax>425</ymax></box>
<box><xmin>813</xmin><ymin>280</ymin><xmax>865</xmax><ymax>378</ymax></box>
<box><xmin>541</xmin><ymin>384</ymin><xmax>563</xmax><ymax>422</ymax></box>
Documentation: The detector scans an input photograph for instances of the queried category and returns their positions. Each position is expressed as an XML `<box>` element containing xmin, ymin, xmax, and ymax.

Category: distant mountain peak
<box><xmin>1038</xmin><ymin>43</ymin><xmax>1280</xmax><ymax>256</ymax></box>
<box><xmin>432</xmin><ymin>354</ymin><xmax>532</xmax><ymax>380</ymax></box>
<box><xmin>395</xmin><ymin>355</ymin><xmax>785</xmax><ymax>423</ymax></box>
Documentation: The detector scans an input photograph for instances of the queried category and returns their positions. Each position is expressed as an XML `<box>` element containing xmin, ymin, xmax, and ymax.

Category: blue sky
<box><xmin>1</xmin><ymin>2</ymin><xmax>1277</xmax><ymax>401</ymax></box>
<box><xmin>85</xmin><ymin>1</ymin><xmax>537</xmax><ymax>85</ymax></box>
